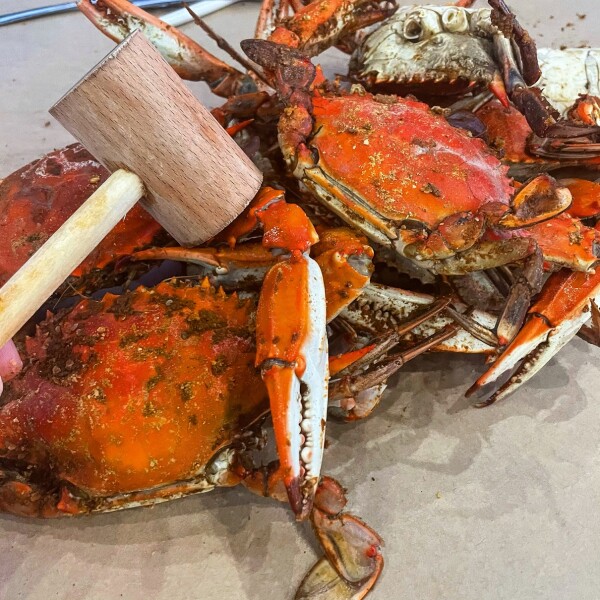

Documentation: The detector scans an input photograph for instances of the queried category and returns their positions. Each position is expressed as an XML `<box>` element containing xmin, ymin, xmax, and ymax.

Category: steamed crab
<box><xmin>240</xmin><ymin>0</ymin><xmax>600</xmax><ymax>388</ymax></box>
<box><xmin>0</xmin><ymin>147</ymin><xmax>380</xmax><ymax>597</ymax></box>
<box><xmin>0</xmin><ymin>139</ymin><xmax>334</xmax><ymax>521</ymax></box>
<box><xmin>77</xmin><ymin>0</ymin><xmax>600</xmax><ymax>373</ymax></box>
<box><xmin>0</xmin><ymin>276</ymin><xmax>384</xmax><ymax>598</ymax></box>
<box><xmin>0</xmin><ymin>144</ymin><xmax>507</xmax><ymax>598</ymax></box>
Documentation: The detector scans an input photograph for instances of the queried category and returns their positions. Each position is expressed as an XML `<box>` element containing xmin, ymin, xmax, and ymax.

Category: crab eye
<box><xmin>402</xmin><ymin>9</ymin><xmax>443</xmax><ymax>41</ymax></box>
<box><xmin>403</xmin><ymin>17</ymin><xmax>423</xmax><ymax>41</ymax></box>
<box><xmin>441</xmin><ymin>8</ymin><xmax>469</xmax><ymax>33</ymax></box>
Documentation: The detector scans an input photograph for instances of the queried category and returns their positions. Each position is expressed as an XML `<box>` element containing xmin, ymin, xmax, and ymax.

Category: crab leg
<box><xmin>340</xmin><ymin>283</ymin><xmax>497</xmax><ymax>354</ymax></box>
<box><xmin>243</xmin><ymin>471</ymin><xmax>383</xmax><ymax>599</ymax></box>
<box><xmin>77</xmin><ymin>0</ymin><xmax>254</xmax><ymax>96</ymax></box>
<box><xmin>267</xmin><ymin>0</ymin><xmax>396</xmax><ymax>57</ymax></box>
<box><xmin>487</xmin><ymin>0</ymin><xmax>600</xmax><ymax>139</ymax></box>
<box><xmin>329</xmin><ymin>323</ymin><xmax>460</xmax><ymax>403</ymax></box>
<box><xmin>494</xmin><ymin>244</ymin><xmax>544</xmax><ymax>346</ymax></box>
<box><xmin>328</xmin><ymin>285</ymin><xmax>498</xmax><ymax>420</ymax></box>
<box><xmin>132</xmin><ymin>243</ymin><xmax>276</xmax><ymax>289</ymax></box>
<box><xmin>255</xmin><ymin>0</ymin><xmax>277</xmax><ymax>40</ymax></box>
<box><xmin>184</xmin><ymin>5</ymin><xmax>272</xmax><ymax>88</ymax></box>
<box><xmin>467</xmin><ymin>268</ymin><xmax>600</xmax><ymax>406</ymax></box>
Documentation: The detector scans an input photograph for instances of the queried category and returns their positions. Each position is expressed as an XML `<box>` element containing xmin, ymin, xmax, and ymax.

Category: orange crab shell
<box><xmin>0</xmin><ymin>281</ymin><xmax>268</xmax><ymax>498</ymax></box>
<box><xmin>475</xmin><ymin>99</ymin><xmax>540</xmax><ymax>166</ymax></box>
<box><xmin>475</xmin><ymin>100</ymin><xmax>600</xmax><ymax>177</ymax></box>
<box><xmin>305</xmin><ymin>94</ymin><xmax>514</xmax><ymax>231</ymax></box>
<box><xmin>561</xmin><ymin>179</ymin><xmax>600</xmax><ymax>219</ymax></box>
<box><xmin>526</xmin><ymin>212</ymin><xmax>600</xmax><ymax>271</ymax></box>
<box><xmin>0</xmin><ymin>144</ymin><xmax>164</xmax><ymax>286</ymax></box>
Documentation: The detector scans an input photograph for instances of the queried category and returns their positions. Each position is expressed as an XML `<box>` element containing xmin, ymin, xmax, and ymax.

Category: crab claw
<box><xmin>467</xmin><ymin>268</ymin><xmax>600</xmax><ymax>405</ymax></box>
<box><xmin>297</xmin><ymin>477</ymin><xmax>384</xmax><ymax>599</ymax></box>
<box><xmin>256</xmin><ymin>255</ymin><xmax>328</xmax><ymax>520</ymax></box>
<box><xmin>488</xmin><ymin>1</ymin><xmax>600</xmax><ymax>139</ymax></box>
<box><xmin>77</xmin><ymin>0</ymin><xmax>254</xmax><ymax>97</ymax></box>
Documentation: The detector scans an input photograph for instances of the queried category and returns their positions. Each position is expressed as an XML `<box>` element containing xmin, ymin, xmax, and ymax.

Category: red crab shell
<box><xmin>475</xmin><ymin>100</ymin><xmax>538</xmax><ymax>166</ymax></box>
<box><xmin>475</xmin><ymin>100</ymin><xmax>600</xmax><ymax>178</ymax></box>
<box><xmin>307</xmin><ymin>94</ymin><xmax>514</xmax><ymax>230</ymax></box>
<box><xmin>0</xmin><ymin>144</ymin><xmax>164</xmax><ymax>286</ymax></box>
<box><xmin>0</xmin><ymin>280</ymin><xmax>268</xmax><ymax>514</ymax></box>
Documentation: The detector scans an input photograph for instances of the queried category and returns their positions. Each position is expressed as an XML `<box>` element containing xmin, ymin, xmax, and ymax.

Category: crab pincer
<box><xmin>468</xmin><ymin>268</ymin><xmax>600</xmax><ymax>406</ymax></box>
<box><xmin>256</xmin><ymin>254</ymin><xmax>328</xmax><ymax>520</ymax></box>
<box><xmin>218</xmin><ymin>188</ymin><xmax>329</xmax><ymax>519</ymax></box>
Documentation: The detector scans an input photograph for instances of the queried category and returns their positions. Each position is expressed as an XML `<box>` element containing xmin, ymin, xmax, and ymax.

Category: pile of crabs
<box><xmin>2</xmin><ymin>0</ymin><xmax>600</xmax><ymax>597</ymax></box>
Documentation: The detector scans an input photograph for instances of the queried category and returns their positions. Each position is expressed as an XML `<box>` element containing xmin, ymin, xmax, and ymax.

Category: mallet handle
<box><xmin>0</xmin><ymin>170</ymin><xmax>144</xmax><ymax>348</ymax></box>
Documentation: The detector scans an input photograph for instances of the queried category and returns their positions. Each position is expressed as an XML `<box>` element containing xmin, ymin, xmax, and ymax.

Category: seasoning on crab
<box><xmin>0</xmin><ymin>279</ymin><xmax>383</xmax><ymax>599</ymax></box>
<box><xmin>242</xmin><ymin>38</ymin><xmax>576</xmax><ymax>348</ymax></box>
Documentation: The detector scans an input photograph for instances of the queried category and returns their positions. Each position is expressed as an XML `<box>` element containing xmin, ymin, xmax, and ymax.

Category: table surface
<box><xmin>1</xmin><ymin>2</ymin><xmax>599</xmax><ymax>599</ymax></box>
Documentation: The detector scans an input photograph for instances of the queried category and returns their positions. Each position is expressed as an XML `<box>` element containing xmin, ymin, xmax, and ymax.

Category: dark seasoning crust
<box><xmin>7</xmin><ymin>281</ymin><xmax>258</xmax><ymax>402</ymax></box>
<box><xmin>0</xmin><ymin>279</ymin><xmax>269</xmax><ymax>512</ymax></box>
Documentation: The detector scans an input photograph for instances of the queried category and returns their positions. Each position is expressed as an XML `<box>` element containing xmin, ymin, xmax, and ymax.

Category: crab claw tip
<box><xmin>465</xmin><ymin>379</ymin><xmax>502</xmax><ymax>406</ymax></box>
<box><xmin>240</xmin><ymin>39</ymin><xmax>274</xmax><ymax>67</ymax></box>
<box><xmin>465</xmin><ymin>356</ymin><xmax>519</xmax><ymax>403</ymax></box>
<box><xmin>285</xmin><ymin>476</ymin><xmax>313</xmax><ymax>520</ymax></box>
<box><xmin>489</xmin><ymin>74</ymin><xmax>510</xmax><ymax>108</ymax></box>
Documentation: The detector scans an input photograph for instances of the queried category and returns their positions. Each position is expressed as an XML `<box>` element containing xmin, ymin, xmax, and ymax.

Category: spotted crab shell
<box><xmin>0</xmin><ymin>281</ymin><xmax>268</xmax><ymax>500</ymax></box>
<box><xmin>302</xmin><ymin>94</ymin><xmax>512</xmax><ymax>237</ymax></box>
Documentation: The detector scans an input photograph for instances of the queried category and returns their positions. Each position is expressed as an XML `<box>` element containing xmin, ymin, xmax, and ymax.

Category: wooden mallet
<box><xmin>0</xmin><ymin>30</ymin><xmax>262</xmax><ymax>349</ymax></box>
